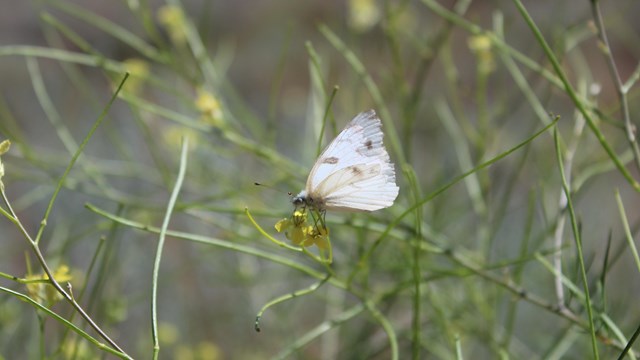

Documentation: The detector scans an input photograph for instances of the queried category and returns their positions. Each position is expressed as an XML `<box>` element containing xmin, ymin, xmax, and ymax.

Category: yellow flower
<box><xmin>157</xmin><ymin>5</ymin><xmax>187</xmax><ymax>44</ymax></box>
<box><xmin>195</xmin><ymin>90</ymin><xmax>224</xmax><ymax>126</ymax></box>
<box><xmin>121</xmin><ymin>58</ymin><xmax>150</xmax><ymax>94</ymax></box>
<box><xmin>25</xmin><ymin>265</ymin><xmax>73</xmax><ymax>304</ymax></box>
<box><xmin>348</xmin><ymin>0</ymin><xmax>381</xmax><ymax>32</ymax></box>
<box><xmin>468</xmin><ymin>35</ymin><xmax>495</xmax><ymax>74</ymax></box>
<box><xmin>288</xmin><ymin>225</ymin><xmax>308</xmax><ymax>246</ymax></box>
<box><xmin>0</xmin><ymin>139</ymin><xmax>10</xmax><ymax>155</ymax></box>
<box><xmin>275</xmin><ymin>210</ymin><xmax>330</xmax><ymax>249</ymax></box>
<box><xmin>309</xmin><ymin>226</ymin><xmax>330</xmax><ymax>249</ymax></box>
<box><xmin>274</xmin><ymin>218</ymin><xmax>292</xmax><ymax>232</ymax></box>
<box><xmin>162</xmin><ymin>125</ymin><xmax>198</xmax><ymax>150</ymax></box>
<box><xmin>292</xmin><ymin>210</ymin><xmax>307</xmax><ymax>225</ymax></box>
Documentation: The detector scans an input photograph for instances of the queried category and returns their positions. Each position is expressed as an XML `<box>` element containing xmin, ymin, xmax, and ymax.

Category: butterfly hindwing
<box><xmin>319</xmin><ymin>163</ymin><xmax>398</xmax><ymax>211</ymax></box>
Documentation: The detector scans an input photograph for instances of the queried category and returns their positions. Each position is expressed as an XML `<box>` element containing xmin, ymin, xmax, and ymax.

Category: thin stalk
<box><xmin>590</xmin><ymin>0</ymin><xmax>640</xmax><ymax>172</ymax></box>
<box><xmin>0</xmin><ymin>287</ymin><xmax>129</xmax><ymax>358</ymax></box>
<box><xmin>316</xmin><ymin>86</ymin><xmax>339</xmax><ymax>157</ymax></box>
<box><xmin>255</xmin><ymin>275</ymin><xmax>331</xmax><ymax>332</ymax></box>
<box><xmin>273</xmin><ymin>304</ymin><xmax>365</xmax><ymax>360</ymax></box>
<box><xmin>618</xmin><ymin>322</ymin><xmax>640</xmax><ymax>360</ymax></box>
<box><xmin>354</xmin><ymin>119</ymin><xmax>558</xmax><ymax>277</ymax></box>
<box><xmin>404</xmin><ymin>165</ymin><xmax>423</xmax><ymax>360</ymax></box>
<box><xmin>511</xmin><ymin>0</ymin><xmax>640</xmax><ymax>192</ymax></box>
<box><xmin>33</xmin><ymin>74</ymin><xmax>129</xmax><ymax>244</ymax></box>
<box><xmin>614</xmin><ymin>190</ymin><xmax>640</xmax><ymax>273</ymax></box>
<box><xmin>553</xmin><ymin>128</ymin><xmax>599</xmax><ymax>359</ymax></box>
<box><xmin>1</xmin><ymin>74</ymin><xmax>130</xmax><ymax>357</ymax></box>
<box><xmin>151</xmin><ymin>137</ymin><xmax>189</xmax><ymax>359</ymax></box>
<box><xmin>1</xmin><ymin>189</ymin><xmax>129</xmax><ymax>357</ymax></box>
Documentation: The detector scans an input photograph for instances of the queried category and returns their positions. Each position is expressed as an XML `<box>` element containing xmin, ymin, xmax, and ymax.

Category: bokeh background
<box><xmin>1</xmin><ymin>0</ymin><xmax>640</xmax><ymax>359</ymax></box>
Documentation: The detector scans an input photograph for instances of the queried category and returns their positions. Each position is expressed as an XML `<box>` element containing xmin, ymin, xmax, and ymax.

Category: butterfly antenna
<box><xmin>254</xmin><ymin>182</ymin><xmax>292</xmax><ymax>196</ymax></box>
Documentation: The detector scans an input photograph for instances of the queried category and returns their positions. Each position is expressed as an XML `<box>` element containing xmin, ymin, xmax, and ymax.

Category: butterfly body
<box><xmin>294</xmin><ymin>110</ymin><xmax>399</xmax><ymax>212</ymax></box>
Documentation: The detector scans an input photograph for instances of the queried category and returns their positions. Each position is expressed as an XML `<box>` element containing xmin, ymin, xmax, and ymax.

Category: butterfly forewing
<box><xmin>305</xmin><ymin>110</ymin><xmax>399</xmax><ymax>211</ymax></box>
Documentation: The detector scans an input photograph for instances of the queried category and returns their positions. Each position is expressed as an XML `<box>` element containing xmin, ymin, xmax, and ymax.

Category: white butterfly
<box><xmin>293</xmin><ymin>110</ymin><xmax>399</xmax><ymax>212</ymax></box>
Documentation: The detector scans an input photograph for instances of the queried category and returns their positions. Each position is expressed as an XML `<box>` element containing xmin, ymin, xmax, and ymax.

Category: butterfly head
<box><xmin>292</xmin><ymin>190</ymin><xmax>325</xmax><ymax>211</ymax></box>
<box><xmin>291</xmin><ymin>190</ymin><xmax>306</xmax><ymax>206</ymax></box>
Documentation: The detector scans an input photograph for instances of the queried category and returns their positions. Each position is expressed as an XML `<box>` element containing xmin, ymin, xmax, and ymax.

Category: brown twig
<box><xmin>590</xmin><ymin>0</ymin><xmax>640</xmax><ymax>172</ymax></box>
<box><xmin>1</xmin><ymin>189</ymin><xmax>130</xmax><ymax>358</ymax></box>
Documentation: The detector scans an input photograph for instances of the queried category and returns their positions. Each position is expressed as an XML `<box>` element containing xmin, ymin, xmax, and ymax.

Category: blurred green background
<box><xmin>1</xmin><ymin>0</ymin><xmax>640</xmax><ymax>359</ymax></box>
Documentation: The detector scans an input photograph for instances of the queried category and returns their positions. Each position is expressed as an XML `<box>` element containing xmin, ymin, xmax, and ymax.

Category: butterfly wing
<box><xmin>306</xmin><ymin>110</ymin><xmax>399</xmax><ymax>211</ymax></box>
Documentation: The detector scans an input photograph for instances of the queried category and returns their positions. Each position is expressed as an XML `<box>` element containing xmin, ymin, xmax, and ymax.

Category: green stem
<box><xmin>34</xmin><ymin>73</ymin><xmax>130</xmax><ymax>244</ymax></box>
<box><xmin>0</xmin><ymin>286</ymin><xmax>130</xmax><ymax>358</ymax></box>
<box><xmin>511</xmin><ymin>0</ymin><xmax>640</xmax><ymax>192</ymax></box>
<box><xmin>151</xmin><ymin>136</ymin><xmax>189</xmax><ymax>359</ymax></box>
<box><xmin>255</xmin><ymin>275</ymin><xmax>331</xmax><ymax>332</ymax></box>
<box><xmin>554</xmin><ymin>128</ymin><xmax>599</xmax><ymax>359</ymax></box>
<box><xmin>589</xmin><ymin>0</ymin><xmax>640</xmax><ymax>173</ymax></box>
<box><xmin>354</xmin><ymin>119</ymin><xmax>558</xmax><ymax>278</ymax></box>
<box><xmin>1</xmin><ymin>74</ymin><xmax>130</xmax><ymax>357</ymax></box>
<box><xmin>316</xmin><ymin>86</ymin><xmax>339</xmax><ymax>157</ymax></box>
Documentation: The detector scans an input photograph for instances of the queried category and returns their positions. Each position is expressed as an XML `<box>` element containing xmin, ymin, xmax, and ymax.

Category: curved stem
<box><xmin>151</xmin><ymin>136</ymin><xmax>189</xmax><ymax>359</ymax></box>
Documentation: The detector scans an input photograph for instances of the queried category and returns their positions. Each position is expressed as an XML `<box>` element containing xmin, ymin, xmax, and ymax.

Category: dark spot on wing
<box><xmin>322</xmin><ymin>157</ymin><xmax>339</xmax><ymax>164</ymax></box>
<box><xmin>364</xmin><ymin>139</ymin><xmax>373</xmax><ymax>149</ymax></box>
<box><xmin>351</xmin><ymin>166</ymin><xmax>363</xmax><ymax>175</ymax></box>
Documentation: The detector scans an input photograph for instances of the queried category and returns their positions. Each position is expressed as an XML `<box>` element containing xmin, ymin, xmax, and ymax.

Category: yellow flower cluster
<box><xmin>275</xmin><ymin>210</ymin><xmax>329</xmax><ymax>249</ymax></box>
<box><xmin>121</xmin><ymin>58</ymin><xmax>150</xmax><ymax>95</ymax></box>
<box><xmin>0</xmin><ymin>139</ymin><xmax>9</xmax><ymax>155</ymax></box>
<box><xmin>25</xmin><ymin>265</ymin><xmax>72</xmax><ymax>305</ymax></box>
<box><xmin>157</xmin><ymin>5</ymin><xmax>187</xmax><ymax>45</ymax></box>
<box><xmin>162</xmin><ymin>125</ymin><xmax>198</xmax><ymax>150</ymax></box>
<box><xmin>468</xmin><ymin>34</ymin><xmax>496</xmax><ymax>74</ymax></box>
<box><xmin>195</xmin><ymin>89</ymin><xmax>224</xmax><ymax>126</ymax></box>
<box><xmin>348</xmin><ymin>0</ymin><xmax>381</xmax><ymax>32</ymax></box>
